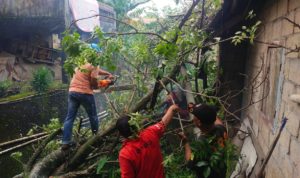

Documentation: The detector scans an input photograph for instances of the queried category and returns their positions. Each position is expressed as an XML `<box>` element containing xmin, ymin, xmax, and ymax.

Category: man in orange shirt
<box><xmin>61</xmin><ymin>63</ymin><xmax>113</xmax><ymax>149</ymax></box>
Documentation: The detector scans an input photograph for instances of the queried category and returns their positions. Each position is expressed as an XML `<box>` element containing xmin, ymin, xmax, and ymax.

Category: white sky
<box><xmin>138</xmin><ymin>0</ymin><xmax>180</xmax><ymax>14</ymax></box>
<box><xmin>146</xmin><ymin>0</ymin><xmax>178</xmax><ymax>8</ymax></box>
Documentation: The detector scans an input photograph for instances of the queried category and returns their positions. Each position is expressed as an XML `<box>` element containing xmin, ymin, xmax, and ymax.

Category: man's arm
<box><xmin>91</xmin><ymin>67</ymin><xmax>113</xmax><ymax>79</ymax></box>
<box><xmin>119</xmin><ymin>156</ymin><xmax>135</xmax><ymax>178</ymax></box>
<box><xmin>146</xmin><ymin>104</ymin><xmax>178</xmax><ymax>138</ymax></box>
<box><xmin>97</xmin><ymin>68</ymin><xmax>113</xmax><ymax>77</ymax></box>
<box><xmin>178</xmin><ymin>132</ymin><xmax>192</xmax><ymax>161</ymax></box>
<box><xmin>161</xmin><ymin>104</ymin><xmax>179</xmax><ymax>127</ymax></box>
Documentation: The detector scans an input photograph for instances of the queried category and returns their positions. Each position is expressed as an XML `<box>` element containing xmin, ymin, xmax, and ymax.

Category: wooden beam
<box><xmin>93</xmin><ymin>84</ymin><xmax>136</xmax><ymax>93</ymax></box>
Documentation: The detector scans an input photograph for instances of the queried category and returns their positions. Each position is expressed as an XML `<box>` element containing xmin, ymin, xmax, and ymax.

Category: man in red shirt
<box><xmin>116</xmin><ymin>104</ymin><xmax>179</xmax><ymax>178</ymax></box>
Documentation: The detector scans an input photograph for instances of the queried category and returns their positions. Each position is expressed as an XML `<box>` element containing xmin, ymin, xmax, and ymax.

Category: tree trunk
<box><xmin>29</xmin><ymin>150</ymin><xmax>66</xmax><ymax>178</ymax></box>
<box><xmin>26</xmin><ymin>64</ymin><xmax>182</xmax><ymax>177</ymax></box>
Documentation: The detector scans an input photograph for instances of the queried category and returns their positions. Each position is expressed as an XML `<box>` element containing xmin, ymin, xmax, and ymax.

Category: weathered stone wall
<box><xmin>0</xmin><ymin>90</ymin><xmax>68</xmax><ymax>142</ymax></box>
<box><xmin>0</xmin><ymin>51</ymin><xmax>62</xmax><ymax>81</ymax></box>
<box><xmin>242</xmin><ymin>0</ymin><xmax>300</xmax><ymax>177</ymax></box>
<box><xmin>0</xmin><ymin>90</ymin><xmax>106</xmax><ymax>142</ymax></box>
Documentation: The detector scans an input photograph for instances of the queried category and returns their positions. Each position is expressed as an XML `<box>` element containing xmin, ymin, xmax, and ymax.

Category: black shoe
<box><xmin>61</xmin><ymin>144</ymin><xmax>71</xmax><ymax>151</ymax></box>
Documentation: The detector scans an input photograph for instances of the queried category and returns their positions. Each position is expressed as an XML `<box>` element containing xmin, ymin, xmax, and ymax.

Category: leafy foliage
<box><xmin>30</xmin><ymin>67</ymin><xmax>53</xmax><ymax>93</ymax></box>
<box><xmin>128</xmin><ymin>112</ymin><xmax>149</xmax><ymax>139</ymax></box>
<box><xmin>189</xmin><ymin>137</ymin><xmax>239</xmax><ymax>178</ymax></box>
<box><xmin>163</xmin><ymin>152</ymin><xmax>195</xmax><ymax>178</ymax></box>
<box><xmin>154</xmin><ymin>42</ymin><xmax>178</xmax><ymax>60</ymax></box>
<box><xmin>96</xmin><ymin>156</ymin><xmax>109</xmax><ymax>174</ymax></box>
<box><xmin>62</xmin><ymin>28</ymin><xmax>120</xmax><ymax>76</ymax></box>
<box><xmin>10</xmin><ymin>151</ymin><xmax>25</xmax><ymax>169</ymax></box>
<box><xmin>42</xmin><ymin>118</ymin><xmax>62</xmax><ymax>133</ymax></box>
<box><xmin>0</xmin><ymin>80</ymin><xmax>12</xmax><ymax>97</ymax></box>
<box><xmin>232</xmin><ymin>11</ymin><xmax>261</xmax><ymax>45</ymax></box>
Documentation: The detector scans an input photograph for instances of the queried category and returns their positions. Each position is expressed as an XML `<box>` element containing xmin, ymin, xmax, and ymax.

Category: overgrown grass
<box><xmin>49</xmin><ymin>80</ymin><xmax>68</xmax><ymax>90</ymax></box>
<box><xmin>0</xmin><ymin>91</ymin><xmax>35</xmax><ymax>103</ymax></box>
<box><xmin>0</xmin><ymin>80</ymin><xmax>68</xmax><ymax>103</ymax></box>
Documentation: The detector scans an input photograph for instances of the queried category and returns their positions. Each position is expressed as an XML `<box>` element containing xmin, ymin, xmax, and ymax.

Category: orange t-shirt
<box><xmin>69</xmin><ymin>63</ymin><xmax>100</xmax><ymax>94</ymax></box>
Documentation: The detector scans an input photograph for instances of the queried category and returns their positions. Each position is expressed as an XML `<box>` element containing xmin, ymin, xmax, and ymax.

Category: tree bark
<box><xmin>29</xmin><ymin>150</ymin><xmax>66</xmax><ymax>178</ymax></box>
<box><xmin>25</xmin><ymin>129</ymin><xmax>62</xmax><ymax>173</ymax></box>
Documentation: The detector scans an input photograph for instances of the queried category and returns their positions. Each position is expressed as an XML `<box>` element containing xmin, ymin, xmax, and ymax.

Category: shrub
<box><xmin>0</xmin><ymin>80</ymin><xmax>12</xmax><ymax>97</ymax></box>
<box><xmin>31</xmin><ymin>67</ymin><xmax>53</xmax><ymax>93</ymax></box>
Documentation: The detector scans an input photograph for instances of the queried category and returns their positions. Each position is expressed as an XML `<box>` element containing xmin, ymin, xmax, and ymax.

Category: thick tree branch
<box><xmin>29</xmin><ymin>150</ymin><xmax>66</xmax><ymax>178</ymax></box>
<box><xmin>173</xmin><ymin>0</ymin><xmax>201</xmax><ymax>43</ymax></box>
<box><xmin>105</xmin><ymin>32</ymin><xmax>171</xmax><ymax>43</ymax></box>
<box><xmin>131</xmin><ymin>63</ymin><xmax>182</xmax><ymax>112</ymax></box>
<box><xmin>26</xmin><ymin>129</ymin><xmax>62</xmax><ymax>173</ymax></box>
<box><xmin>68</xmin><ymin>14</ymin><xmax>138</xmax><ymax>32</ymax></box>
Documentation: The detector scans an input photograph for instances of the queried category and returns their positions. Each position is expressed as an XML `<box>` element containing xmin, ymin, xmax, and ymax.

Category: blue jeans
<box><xmin>62</xmin><ymin>92</ymin><xmax>99</xmax><ymax>144</ymax></box>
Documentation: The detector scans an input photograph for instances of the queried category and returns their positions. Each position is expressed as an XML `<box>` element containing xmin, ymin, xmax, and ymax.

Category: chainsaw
<box><xmin>97</xmin><ymin>75</ymin><xmax>118</xmax><ymax>89</ymax></box>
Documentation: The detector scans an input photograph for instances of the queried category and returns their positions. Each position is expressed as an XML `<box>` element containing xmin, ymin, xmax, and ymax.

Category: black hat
<box><xmin>116</xmin><ymin>115</ymin><xmax>133</xmax><ymax>138</ymax></box>
<box><xmin>188</xmin><ymin>103</ymin><xmax>217</xmax><ymax>125</ymax></box>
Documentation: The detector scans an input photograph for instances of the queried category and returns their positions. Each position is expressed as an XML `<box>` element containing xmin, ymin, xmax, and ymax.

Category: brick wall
<box><xmin>243</xmin><ymin>0</ymin><xmax>300</xmax><ymax>177</ymax></box>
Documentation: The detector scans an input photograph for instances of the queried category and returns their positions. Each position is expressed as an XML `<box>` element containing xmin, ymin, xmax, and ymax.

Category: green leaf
<box><xmin>27</xmin><ymin>129</ymin><xmax>34</xmax><ymax>136</ymax></box>
<box><xmin>96</xmin><ymin>156</ymin><xmax>108</xmax><ymax>174</ymax></box>
<box><xmin>196</xmin><ymin>161</ymin><xmax>208</xmax><ymax>168</ymax></box>
<box><xmin>203</xmin><ymin>167</ymin><xmax>211</xmax><ymax>178</ymax></box>
<box><xmin>10</xmin><ymin>152</ymin><xmax>22</xmax><ymax>160</ymax></box>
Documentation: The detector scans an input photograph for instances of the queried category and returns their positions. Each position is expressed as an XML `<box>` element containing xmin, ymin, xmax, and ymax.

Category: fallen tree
<box><xmin>11</xmin><ymin>0</ymin><xmax>271</xmax><ymax>177</ymax></box>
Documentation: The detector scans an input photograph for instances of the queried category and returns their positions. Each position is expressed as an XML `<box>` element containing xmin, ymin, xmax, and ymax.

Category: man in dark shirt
<box><xmin>180</xmin><ymin>103</ymin><xmax>228</xmax><ymax>178</ymax></box>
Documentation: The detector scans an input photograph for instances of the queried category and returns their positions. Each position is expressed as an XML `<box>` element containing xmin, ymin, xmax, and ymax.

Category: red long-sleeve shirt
<box><xmin>119</xmin><ymin>122</ymin><xmax>166</xmax><ymax>178</ymax></box>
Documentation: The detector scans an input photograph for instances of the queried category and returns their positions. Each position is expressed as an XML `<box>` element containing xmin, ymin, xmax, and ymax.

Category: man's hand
<box><xmin>177</xmin><ymin>132</ymin><xmax>188</xmax><ymax>144</ymax></box>
<box><xmin>178</xmin><ymin>132</ymin><xmax>192</xmax><ymax>161</ymax></box>
<box><xmin>161</xmin><ymin>104</ymin><xmax>179</xmax><ymax>127</ymax></box>
<box><xmin>169</xmin><ymin>104</ymin><xmax>179</xmax><ymax>113</ymax></box>
<box><xmin>107</xmin><ymin>74</ymin><xmax>114</xmax><ymax>80</ymax></box>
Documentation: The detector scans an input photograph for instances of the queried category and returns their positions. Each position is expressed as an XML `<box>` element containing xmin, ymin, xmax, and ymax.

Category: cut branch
<box><xmin>25</xmin><ymin>129</ymin><xmax>62</xmax><ymax>173</ymax></box>
<box><xmin>0</xmin><ymin>135</ymin><xmax>48</xmax><ymax>156</ymax></box>
<box><xmin>0</xmin><ymin>132</ymin><xmax>47</xmax><ymax>149</ymax></box>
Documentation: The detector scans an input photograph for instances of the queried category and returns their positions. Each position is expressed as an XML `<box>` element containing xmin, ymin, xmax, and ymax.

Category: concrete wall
<box><xmin>0</xmin><ymin>0</ymin><xmax>64</xmax><ymax>17</ymax></box>
<box><xmin>242</xmin><ymin>0</ymin><xmax>300</xmax><ymax>177</ymax></box>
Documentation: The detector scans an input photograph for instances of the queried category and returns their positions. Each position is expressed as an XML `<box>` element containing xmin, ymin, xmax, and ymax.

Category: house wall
<box><xmin>0</xmin><ymin>0</ymin><xmax>66</xmax><ymax>37</ymax></box>
<box><xmin>218</xmin><ymin>40</ymin><xmax>248</xmax><ymax>119</ymax></box>
<box><xmin>0</xmin><ymin>0</ymin><xmax>67</xmax><ymax>82</ymax></box>
<box><xmin>242</xmin><ymin>0</ymin><xmax>300</xmax><ymax>177</ymax></box>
